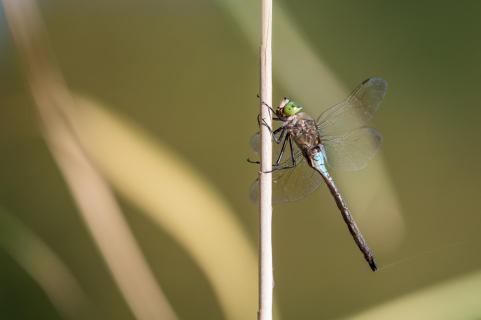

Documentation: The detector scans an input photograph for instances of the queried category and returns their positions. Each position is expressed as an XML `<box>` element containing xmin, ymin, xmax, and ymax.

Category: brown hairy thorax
<box><xmin>284</xmin><ymin>112</ymin><xmax>322</xmax><ymax>159</ymax></box>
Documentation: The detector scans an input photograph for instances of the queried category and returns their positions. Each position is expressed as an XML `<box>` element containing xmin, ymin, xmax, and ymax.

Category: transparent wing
<box><xmin>249</xmin><ymin>143</ymin><xmax>323</xmax><ymax>204</ymax></box>
<box><xmin>321</xmin><ymin>127</ymin><xmax>382</xmax><ymax>171</ymax></box>
<box><xmin>317</xmin><ymin>77</ymin><xmax>388</xmax><ymax>135</ymax></box>
<box><xmin>249</xmin><ymin>132</ymin><xmax>261</xmax><ymax>153</ymax></box>
<box><xmin>249</xmin><ymin>128</ymin><xmax>286</xmax><ymax>156</ymax></box>
<box><xmin>272</xmin><ymin>156</ymin><xmax>323</xmax><ymax>203</ymax></box>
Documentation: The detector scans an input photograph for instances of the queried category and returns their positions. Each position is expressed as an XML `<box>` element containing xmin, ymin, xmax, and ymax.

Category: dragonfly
<box><xmin>249</xmin><ymin>77</ymin><xmax>388</xmax><ymax>272</ymax></box>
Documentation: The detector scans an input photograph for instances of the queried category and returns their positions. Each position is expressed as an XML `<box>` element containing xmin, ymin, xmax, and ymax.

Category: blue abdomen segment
<box><xmin>311</xmin><ymin>151</ymin><xmax>329</xmax><ymax>176</ymax></box>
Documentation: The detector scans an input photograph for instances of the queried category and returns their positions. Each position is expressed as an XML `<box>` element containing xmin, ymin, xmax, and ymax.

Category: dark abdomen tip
<box><xmin>368</xmin><ymin>257</ymin><xmax>378</xmax><ymax>272</ymax></box>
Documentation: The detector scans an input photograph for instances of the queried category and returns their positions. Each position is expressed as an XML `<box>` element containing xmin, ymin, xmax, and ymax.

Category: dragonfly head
<box><xmin>278</xmin><ymin>97</ymin><xmax>303</xmax><ymax>117</ymax></box>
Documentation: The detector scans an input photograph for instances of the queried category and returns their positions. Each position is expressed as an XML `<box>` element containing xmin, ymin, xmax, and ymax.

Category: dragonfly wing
<box><xmin>249</xmin><ymin>127</ymin><xmax>287</xmax><ymax>156</ymax></box>
<box><xmin>249</xmin><ymin>132</ymin><xmax>261</xmax><ymax>153</ymax></box>
<box><xmin>317</xmin><ymin>77</ymin><xmax>387</xmax><ymax>135</ymax></box>
<box><xmin>321</xmin><ymin>127</ymin><xmax>382</xmax><ymax>171</ymax></box>
<box><xmin>250</xmin><ymin>150</ymin><xmax>323</xmax><ymax>204</ymax></box>
<box><xmin>272</xmin><ymin>156</ymin><xmax>323</xmax><ymax>203</ymax></box>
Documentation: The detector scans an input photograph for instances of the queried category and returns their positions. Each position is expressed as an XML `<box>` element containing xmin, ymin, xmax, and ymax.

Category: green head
<box><xmin>279</xmin><ymin>98</ymin><xmax>303</xmax><ymax>117</ymax></box>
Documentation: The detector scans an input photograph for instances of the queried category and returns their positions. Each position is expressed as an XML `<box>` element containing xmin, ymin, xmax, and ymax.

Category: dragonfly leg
<box><xmin>256</xmin><ymin>93</ymin><xmax>275</xmax><ymax>114</ymax></box>
<box><xmin>288</xmin><ymin>136</ymin><xmax>295</xmax><ymax>165</ymax></box>
<box><xmin>274</xmin><ymin>137</ymin><xmax>298</xmax><ymax>169</ymax></box>
<box><xmin>257</xmin><ymin>113</ymin><xmax>280</xmax><ymax>133</ymax></box>
<box><xmin>262</xmin><ymin>136</ymin><xmax>298</xmax><ymax>173</ymax></box>
<box><xmin>272</xmin><ymin>126</ymin><xmax>286</xmax><ymax>144</ymax></box>
<box><xmin>273</xmin><ymin>133</ymin><xmax>289</xmax><ymax>166</ymax></box>
<box><xmin>256</xmin><ymin>94</ymin><xmax>282</xmax><ymax>121</ymax></box>
<box><xmin>259</xmin><ymin>119</ymin><xmax>286</xmax><ymax>143</ymax></box>
<box><xmin>247</xmin><ymin>130</ymin><xmax>288</xmax><ymax>166</ymax></box>
<box><xmin>264</xmin><ymin>162</ymin><xmax>297</xmax><ymax>173</ymax></box>
<box><xmin>257</xmin><ymin>114</ymin><xmax>278</xmax><ymax>131</ymax></box>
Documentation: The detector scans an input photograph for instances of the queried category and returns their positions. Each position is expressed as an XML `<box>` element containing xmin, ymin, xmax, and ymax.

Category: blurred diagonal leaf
<box><xmin>2</xmin><ymin>1</ymin><xmax>178</xmax><ymax>319</ymax></box>
<box><xmin>349</xmin><ymin>269</ymin><xmax>481</xmax><ymax>320</ymax></box>
<box><xmin>64</xmin><ymin>96</ymin><xmax>259</xmax><ymax>320</ymax></box>
<box><xmin>0</xmin><ymin>207</ymin><xmax>95</xmax><ymax>320</ymax></box>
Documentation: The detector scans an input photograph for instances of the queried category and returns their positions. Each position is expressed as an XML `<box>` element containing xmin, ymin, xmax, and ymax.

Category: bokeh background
<box><xmin>1</xmin><ymin>0</ymin><xmax>481</xmax><ymax>319</ymax></box>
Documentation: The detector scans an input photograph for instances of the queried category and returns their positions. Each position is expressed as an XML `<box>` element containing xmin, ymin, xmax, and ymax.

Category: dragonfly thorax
<box><xmin>285</xmin><ymin>112</ymin><xmax>322</xmax><ymax>159</ymax></box>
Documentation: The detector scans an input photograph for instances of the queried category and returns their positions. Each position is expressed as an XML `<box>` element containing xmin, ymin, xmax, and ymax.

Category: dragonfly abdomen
<box><xmin>310</xmin><ymin>152</ymin><xmax>378</xmax><ymax>272</ymax></box>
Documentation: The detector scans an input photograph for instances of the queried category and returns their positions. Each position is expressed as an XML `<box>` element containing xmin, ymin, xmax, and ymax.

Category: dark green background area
<box><xmin>1</xmin><ymin>0</ymin><xmax>481</xmax><ymax>319</ymax></box>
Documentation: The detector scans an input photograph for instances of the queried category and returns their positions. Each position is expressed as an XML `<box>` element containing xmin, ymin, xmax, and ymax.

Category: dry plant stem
<box><xmin>2</xmin><ymin>1</ymin><xmax>177</xmax><ymax>319</ymax></box>
<box><xmin>258</xmin><ymin>0</ymin><xmax>273</xmax><ymax>319</ymax></box>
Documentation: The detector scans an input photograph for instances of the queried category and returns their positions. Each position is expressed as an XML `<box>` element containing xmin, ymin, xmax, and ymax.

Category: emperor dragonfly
<box><xmin>249</xmin><ymin>77</ymin><xmax>388</xmax><ymax>271</ymax></box>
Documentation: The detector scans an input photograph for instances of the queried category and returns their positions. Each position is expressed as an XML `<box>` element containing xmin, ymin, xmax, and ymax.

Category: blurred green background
<box><xmin>1</xmin><ymin>0</ymin><xmax>481</xmax><ymax>319</ymax></box>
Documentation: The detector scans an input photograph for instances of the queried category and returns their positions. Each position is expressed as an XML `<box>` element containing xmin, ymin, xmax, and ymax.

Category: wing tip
<box><xmin>362</xmin><ymin>77</ymin><xmax>388</xmax><ymax>91</ymax></box>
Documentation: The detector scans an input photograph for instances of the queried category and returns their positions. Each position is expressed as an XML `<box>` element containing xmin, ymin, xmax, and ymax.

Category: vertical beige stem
<box><xmin>259</xmin><ymin>0</ymin><xmax>273</xmax><ymax>319</ymax></box>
